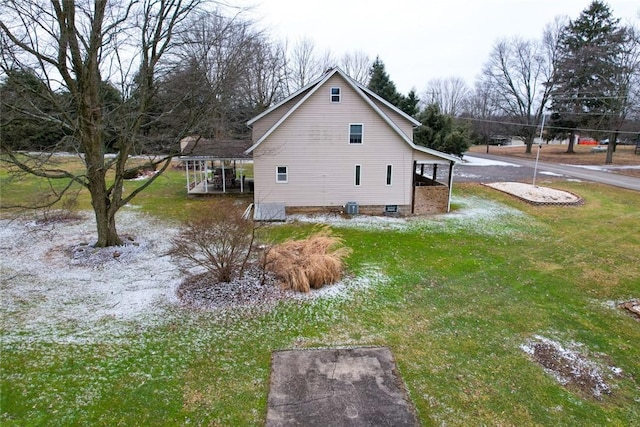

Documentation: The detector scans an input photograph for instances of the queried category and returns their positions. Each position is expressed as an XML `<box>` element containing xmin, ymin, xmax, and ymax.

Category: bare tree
<box><xmin>480</xmin><ymin>22</ymin><xmax>561</xmax><ymax>153</ymax></box>
<box><xmin>463</xmin><ymin>80</ymin><xmax>501</xmax><ymax>149</ymax></box>
<box><xmin>173</xmin><ymin>10</ymin><xmax>282</xmax><ymax>137</ymax></box>
<box><xmin>243</xmin><ymin>38</ymin><xmax>287</xmax><ymax>110</ymax></box>
<box><xmin>340</xmin><ymin>50</ymin><xmax>371</xmax><ymax>85</ymax></box>
<box><xmin>605</xmin><ymin>22</ymin><xmax>640</xmax><ymax>162</ymax></box>
<box><xmin>0</xmin><ymin>0</ymin><xmax>210</xmax><ymax>247</ymax></box>
<box><xmin>422</xmin><ymin>76</ymin><xmax>471</xmax><ymax>117</ymax></box>
<box><xmin>286</xmin><ymin>37</ymin><xmax>323</xmax><ymax>92</ymax></box>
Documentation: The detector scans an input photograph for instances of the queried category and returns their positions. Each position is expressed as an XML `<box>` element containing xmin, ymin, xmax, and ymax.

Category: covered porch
<box><xmin>179</xmin><ymin>136</ymin><xmax>253</xmax><ymax>195</ymax></box>
<box><xmin>412</xmin><ymin>160</ymin><xmax>456</xmax><ymax>214</ymax></box>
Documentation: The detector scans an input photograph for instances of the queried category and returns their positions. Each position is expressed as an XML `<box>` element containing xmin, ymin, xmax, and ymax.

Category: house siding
<box><xmin>251</xmin><ymin>91</ymin><xmax>309</xmax><ymax>141</ymax></box>
<box><xmin>369</xmin><ymin>97</ymin><xmax>415</xmax><ymax>138</ymax></box>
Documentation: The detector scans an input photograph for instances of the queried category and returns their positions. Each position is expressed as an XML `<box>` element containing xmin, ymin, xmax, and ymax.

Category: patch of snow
<box><xmin>461</xmin><ymin>156</ymin><xmax>521</xmax><ymax>167</ymax></box>
<box><xmin>288</xmin><ymin>213</ymin><xmax>408</xmax><ymax>231</ymax></box>
<box><xmin>286</xmin><ymin>196</ymin><xmax>529</xmax><ymax>237</ymax></box>
<box><xmin>539</xmin><ymin>171</ymin><xmax>564</xmax><ymax>177</ymax></box>
<box><xmin>0</xmin><ymin>209</ymin><xmax>182</xmax><ymax>344</ymax></box>
<box><xmin>520</xmin><ymin>335</ymin><xmax>621</xmax><ymax>400</ymax></box>
<box><xmin>566</xmin><ymin>164</ymin><xmax>640</xmax><ymax>171</ymax></box>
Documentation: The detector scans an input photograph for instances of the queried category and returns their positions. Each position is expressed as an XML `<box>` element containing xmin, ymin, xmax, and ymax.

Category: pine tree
<box><xmin>367</xmin><ymin>57</ymin><xmax>402</xmax><ymax>106</ymax></box>
<box><xmin>414</xmin><ymin>104</ymin><xmax>471</xmax><ymax>157</ymax></box>
<box><xmin>550</xmin><ymin>0</ymin><xmax>626</xmax><ymax>153</ymax></box>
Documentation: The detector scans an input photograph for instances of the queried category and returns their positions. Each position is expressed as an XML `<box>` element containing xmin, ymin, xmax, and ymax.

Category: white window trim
<box><xmin>330</xmin><ymin>87</ymin><xmax>341</xmax><ymax>103</ymax></box>
<box><xmin>354</xmin><ymin>164</ymin><xmax>362</xmax><ymax>187</ymax></box>
<box><xmin>276</xmin><ymin>166</ymin><xmax>288</xmax><ymax>183</ymax></box>
<box><xmin>386</xmin><ymin>164</ymin><xmax>393</xmax><ymax>186</ymax></box>
<box><xmin>349</xmin><ymin>123</ymin><xmax>364</xmax><ymax>144</ymax></box>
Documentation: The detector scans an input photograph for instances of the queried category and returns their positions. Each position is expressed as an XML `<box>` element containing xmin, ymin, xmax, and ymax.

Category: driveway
<box><xmin>446</xmin><ymin>153</ymin><xmax>640</xmax><ymax>192</ymax></box>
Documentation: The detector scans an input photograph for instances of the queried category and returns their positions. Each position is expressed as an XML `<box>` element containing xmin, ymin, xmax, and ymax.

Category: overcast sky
<box><xmin>248</xmin><ymin>0</ymin><xmax>639</xmax><ymax>94</ymax></box>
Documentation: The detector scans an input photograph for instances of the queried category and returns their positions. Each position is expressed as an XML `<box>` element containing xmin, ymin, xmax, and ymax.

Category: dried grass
<box><xmin>265</xmin><ymin>228</ymin><xmax>351</xmax><ymax>293</ymax></box>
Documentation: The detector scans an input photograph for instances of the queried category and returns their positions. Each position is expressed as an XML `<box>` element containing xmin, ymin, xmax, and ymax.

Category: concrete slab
<box><xmin>254</xmin><ymin>202</ymin><xmax>286</xmax><ymax>221</ymax></box>
<box><xmin>266</xmin><ymin>347</ymin><xmax>419</xmax><ymax>426</ymax></box>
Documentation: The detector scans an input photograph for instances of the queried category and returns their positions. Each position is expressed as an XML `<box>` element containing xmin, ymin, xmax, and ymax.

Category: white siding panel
<box><xmin>253</xmin><ymin>74</ymin><xmax>417</xmax><ymax>207</ymax></box>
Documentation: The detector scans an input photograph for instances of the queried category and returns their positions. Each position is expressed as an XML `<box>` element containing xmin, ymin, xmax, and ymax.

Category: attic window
<box><xmin>331</xmin><ymin>87</ymin><xmax>341</xmax><ymax>103</ymax></box>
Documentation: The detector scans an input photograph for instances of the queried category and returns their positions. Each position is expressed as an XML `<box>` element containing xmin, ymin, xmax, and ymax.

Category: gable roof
<box><xmin>245</xmin><ymin>67</ymin><xmax>458</xmax><ymax>163</ymax></box>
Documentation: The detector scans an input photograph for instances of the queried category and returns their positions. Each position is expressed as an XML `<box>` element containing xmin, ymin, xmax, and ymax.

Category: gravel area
<box><xmin>484</xmin><ymin>182</ymin><xmax>582</xmax><ymax>205</ymax></box>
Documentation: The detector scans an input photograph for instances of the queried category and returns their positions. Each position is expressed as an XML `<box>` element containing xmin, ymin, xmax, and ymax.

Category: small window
<box><xmin>349</xmin><ymin>124</ymin><xmax>363</xmax><ymax>144</ymax></box>
<box><xmin>385</xmin><ymin>205</ymin><xmax>398</xmax><ymax>214</ymax></box>
<box><xmin>386</xmin><ymin>164</ymin><xmax>393</xmax><ymax>186</ymax></box>
<box><xmin>331</xmin><ymin>87</ymin><xmax>341</xmax><ymax>103</ymax></box>
<box><xmin>354</xmin><ymin>164</ymin><xmax>361</xmax><ymax>186</ymax></box>
<box><xmin>276</xmin><ymin>166</ymin><xmax>288</xmax><ymax>183</ymax></box>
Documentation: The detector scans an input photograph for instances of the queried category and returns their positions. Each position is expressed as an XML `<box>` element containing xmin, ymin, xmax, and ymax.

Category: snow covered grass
<box><xmin>0</xmin><ymin>209</ymin><xmax>182</xmax><ymax>344</ymax></box>
<box><xmin>2</xmin><ymin>183</ymin><xmax>640</xmax><ymax>425</ymax></box>
<box><xmin>288</xmin><ymin>194</ymin><xmax>533</xmax><ymax>237</ymax></box>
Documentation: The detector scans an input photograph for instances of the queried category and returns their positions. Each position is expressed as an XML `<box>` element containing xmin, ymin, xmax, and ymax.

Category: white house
<box><xmin>246</xmin><ymin>67</ymin><xmax>458</xmax><ymax>217</ymax></box>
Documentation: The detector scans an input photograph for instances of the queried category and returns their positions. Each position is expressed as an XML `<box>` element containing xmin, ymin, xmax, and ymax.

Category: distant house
<box><xmin>245</xmin><ymin>67</ymin><xmax>458</xmax><ymax>216</ymax></box>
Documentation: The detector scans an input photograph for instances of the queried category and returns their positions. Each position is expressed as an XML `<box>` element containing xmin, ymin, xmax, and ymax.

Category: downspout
<box><xmin>447</xmin><ymin>161</ymin><xmax>455</xmax><ymax>213</ymax></box>
<box><xmin>411</xmin><ymin>160</ymin><xmax>417</xmax><ymax>214</ymax></box>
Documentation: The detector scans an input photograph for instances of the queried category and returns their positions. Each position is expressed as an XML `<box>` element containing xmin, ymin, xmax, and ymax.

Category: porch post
<box><xmin>447</xmin><ymin>161</ymin><xmax>455</xmax><ymax>213</ymax></box>
<box><xmin>432</xmin><ymin>164</ymin><xmax>438</xmax><ymax>182</ymax></box>
<box><xmin>185</xmin><ymin>160</ymin><xmax>190</xmax><ymax>192</ymax></box>
<box><xmin>222</xmin><ymin>162</ymin><xmax>226</xmax><ymax>193</ymax></box>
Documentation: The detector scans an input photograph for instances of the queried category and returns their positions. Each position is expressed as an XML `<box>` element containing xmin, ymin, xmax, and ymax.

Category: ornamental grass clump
<box><xmin>265</xmin><ymin>229</ymin><xmax>351</xmax><ymax>293</ymax></box>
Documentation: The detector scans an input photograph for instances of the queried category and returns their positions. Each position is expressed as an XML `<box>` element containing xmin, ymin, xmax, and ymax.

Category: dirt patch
<box><xmin>619</xmin><ymin>299</ymin><xmax>640</xmax><ymax>320</ymax></box>
<box><xmin>521</xmin><ymin>336</ymin><xmax>622</xmax><ymax>400</ymax></box>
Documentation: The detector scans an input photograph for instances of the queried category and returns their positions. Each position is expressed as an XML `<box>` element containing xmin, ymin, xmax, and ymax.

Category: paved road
<box><xmin>455</xmin><ymin>152</ymin><xmax>640</xmax><ymax>192</ymax></box>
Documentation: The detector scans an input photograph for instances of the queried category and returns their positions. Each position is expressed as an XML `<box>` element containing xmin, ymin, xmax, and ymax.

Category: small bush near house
<box><xmin>265</xmin><ymin>228</ymin><xmax>351</xmax><ymax>292</ymax></box>
<box><xmin>169</xmin><ymin>199</ymin><xmax>253</xmax><ymax>283</ymax></box>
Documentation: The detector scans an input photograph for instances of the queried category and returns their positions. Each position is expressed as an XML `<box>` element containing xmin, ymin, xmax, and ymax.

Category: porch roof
<box><xmin>179</xmin><ymin>136</ymin><xmax>253</xmax><ymax>161</ymax></box>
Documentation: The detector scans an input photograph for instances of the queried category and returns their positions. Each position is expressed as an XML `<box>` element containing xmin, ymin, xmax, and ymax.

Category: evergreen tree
<box><xmin>399</xmin><ymin>89</ymin><xmax>420</xmax><ymax>117</ymax></box>
<box><xmin>367</xmin><ymin>57</ymin><xmax>419</xmax><ymax>116</ymax></box>
<box><xmin>550</xmin><ymin>0</ymin><xmax>626</xmax><ymax>153</ymax></box>
<box><xmin>414</xmin><ymin>104</ymin><xmax>471</xmax><ymax>157</ymax></box>
<box><xmin>367</xmin><ymin>57</ymin><xmax>402</xmax><ymax>106</ymax></box>
<box><xmin>0</xmin><ymin>70</ymin><xmax>69</xmax><ymax>151</ymax></box>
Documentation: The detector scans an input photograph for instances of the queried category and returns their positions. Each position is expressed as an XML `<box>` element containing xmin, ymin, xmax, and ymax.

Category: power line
<box><xmin>460</xmin><ymin>116</ymin><xmax>640</xmax><ymax>136</ymax></box>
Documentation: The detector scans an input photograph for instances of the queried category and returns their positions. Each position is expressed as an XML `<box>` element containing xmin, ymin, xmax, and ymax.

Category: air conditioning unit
<box><xmin>345</xmin><ymin>202</ymin><xmax>359</xmax><ymax>215</ymax></box>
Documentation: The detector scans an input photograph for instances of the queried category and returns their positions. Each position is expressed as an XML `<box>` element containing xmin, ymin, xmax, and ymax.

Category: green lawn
<box><xmin>1</xmin><ymin>167</ymin><xmax>639</xmax><ymax>426</ymax></box>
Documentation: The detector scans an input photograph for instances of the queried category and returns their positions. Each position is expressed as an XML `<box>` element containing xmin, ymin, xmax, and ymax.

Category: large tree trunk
<box><xmin>85</xmin><ymin>143</ymin><xmax>123</xmax><ymax>247</ymax></box>
<box><xmin>605</xmin><ymin>131</ymin><xmax>618</xmax><ymax>165</ymax></box>
<box><xmin>92</xmin><ymin>198</ymin><xmax>122</xmax><ymax>247</ymax></box>
<box><xmin>566</xmin><ymin>130</ymin><xmax>576</xmax><ymax>154</ymax></box>
<box><xmin>525</xmin><ymin>134</ymin><xmax>534</xmax><ymax>154</ymax></box>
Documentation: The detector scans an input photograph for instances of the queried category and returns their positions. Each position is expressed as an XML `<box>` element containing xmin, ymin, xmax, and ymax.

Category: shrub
<box><xmin>170</xmin><ymin>200</ymin><xmax>253</xmax><ymax>283</ymax></box>
<box><xmin>265</xmin><ymin>228</ymin><xmax>351</xmax><ymax>293</ymax></box>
